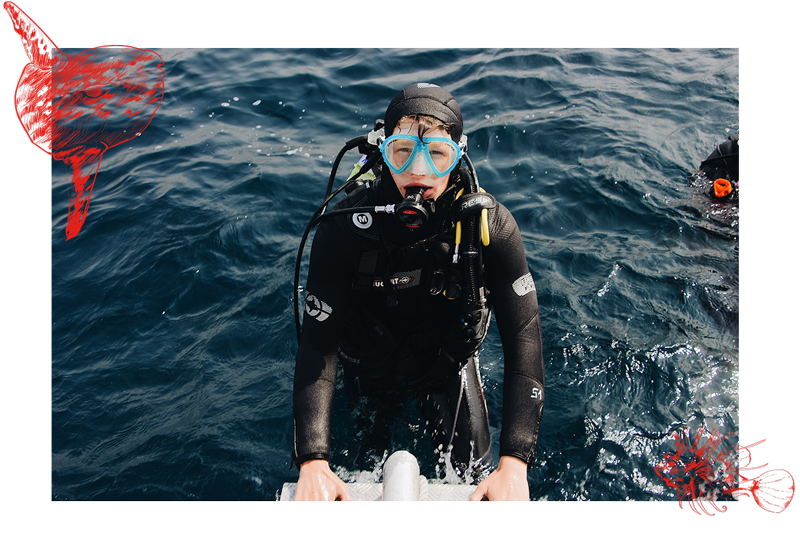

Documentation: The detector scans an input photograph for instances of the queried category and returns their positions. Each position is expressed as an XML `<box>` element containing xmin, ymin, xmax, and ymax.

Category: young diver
<box><xmin>292</xmin><ymin>83</ymin><xmax>544</xmax><ymax>501</ymax></box>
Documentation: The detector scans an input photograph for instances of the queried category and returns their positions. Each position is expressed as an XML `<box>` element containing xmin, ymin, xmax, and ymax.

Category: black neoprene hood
<box><xmin>384</xmin><ymin>83</ymin><xmax>463</xmax><ymax>141</ymax></box>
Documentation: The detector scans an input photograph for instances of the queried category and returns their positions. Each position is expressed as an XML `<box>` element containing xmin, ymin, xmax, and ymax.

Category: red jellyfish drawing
<box><xmin>4</xmin><ymin>2</ymin><xmax>164</xmax><ymax>239</ymax></box>
<box><xmin>725</xmin><ymin>441</ymin><xmax>795</xmax><ymax>514</ymax></box>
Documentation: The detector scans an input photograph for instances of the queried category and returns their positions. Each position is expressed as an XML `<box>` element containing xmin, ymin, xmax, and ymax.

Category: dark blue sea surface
<box><xmin>50</xmin><ymin>48</ymin><xmax>738</xmax><ymax>500</ymax></box>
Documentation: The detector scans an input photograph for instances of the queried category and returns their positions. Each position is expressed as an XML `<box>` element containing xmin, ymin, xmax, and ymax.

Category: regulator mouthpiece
<box><xmin>396</xmin><ymin>186</ymin><xmax>430</xmax><ymax>229</ymax></box>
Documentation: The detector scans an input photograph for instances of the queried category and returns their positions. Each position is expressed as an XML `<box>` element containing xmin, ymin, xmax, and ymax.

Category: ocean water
<box><xmin>48</xmin><ymin>48</ymin><xmax>739</xmax><ymax>501</ymax></box>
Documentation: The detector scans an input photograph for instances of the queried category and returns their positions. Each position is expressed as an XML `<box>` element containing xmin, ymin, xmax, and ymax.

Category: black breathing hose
<box><xmin>294</xmin><ymin>136</ymin><xmax>381</xmax><ymax>343</ymax></box>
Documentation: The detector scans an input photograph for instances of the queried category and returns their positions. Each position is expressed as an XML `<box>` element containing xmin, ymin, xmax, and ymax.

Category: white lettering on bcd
<box><xmin>352</xmin><ymin>212</ymin><xmax>373</xmax><ymax>229</ymax></box>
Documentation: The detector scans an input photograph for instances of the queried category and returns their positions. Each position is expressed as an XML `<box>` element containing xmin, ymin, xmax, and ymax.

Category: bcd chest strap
<box><xmin>351</xmin><ymin>239</ymin><xmax>443</xmax><ymax>304</ymax></box>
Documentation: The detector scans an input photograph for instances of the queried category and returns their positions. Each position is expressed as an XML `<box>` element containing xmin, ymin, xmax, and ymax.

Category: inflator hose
<box><xmin>460</xmin><ymin>154</ymin><xmax>483</xmax><ymax>308</ymax></box>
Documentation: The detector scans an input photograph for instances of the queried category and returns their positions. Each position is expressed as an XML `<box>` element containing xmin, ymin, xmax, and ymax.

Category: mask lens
<box><xmin>381</xmin><ymin>135</ymin><xmax>461</xmax><ymax>177</ymax></box>
<box><xmin>425</xmin><ymin>139</ymin><xmax>458</xmax><ymax>174</ymax></box>
<box><xmin>384</xmin><ymin>137</ymin><xmax>418</xmax><ymax>172</ymax></box>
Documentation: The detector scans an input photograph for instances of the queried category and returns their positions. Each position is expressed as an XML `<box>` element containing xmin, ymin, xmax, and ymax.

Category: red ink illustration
<box><xmin>739</xmin><ymin>467</ymin><xmax>797</xmax><ymax>513</ymax></box>
<box><xmin>655</xmin><ymin>426</ymin><xmax>795</xmax><ymax>515</ymax></box>
<box><xmin>4</xmin><ymin>2</ymin><xmax>164</xmax><ymax>239</ymax></box>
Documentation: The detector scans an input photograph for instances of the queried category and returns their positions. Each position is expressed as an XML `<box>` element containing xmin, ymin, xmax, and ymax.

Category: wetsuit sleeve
<box><xmin>482</xmin><ymin>202</ymin><xmax>545</xmax><ymax>465</ymax></box>
<box><xmin>292</xmin><ymin>218</ymin><xmax>358</xmax><ymax>465</ymax></box>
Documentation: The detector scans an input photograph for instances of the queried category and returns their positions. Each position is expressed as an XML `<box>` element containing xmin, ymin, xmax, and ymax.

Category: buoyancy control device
<box><xmin>293</xmin><ymin>120</ymin><xmax>495</xmax><ymax>352</ymax></box>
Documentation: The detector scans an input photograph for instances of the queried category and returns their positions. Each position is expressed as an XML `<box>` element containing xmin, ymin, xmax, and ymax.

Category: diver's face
<box><xmin>389</xmin><ymin>118</ymin><xmax>452</xmax><ymax>201</ymax></box>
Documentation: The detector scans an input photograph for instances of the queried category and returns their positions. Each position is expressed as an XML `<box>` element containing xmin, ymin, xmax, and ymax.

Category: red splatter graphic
<box><xmin>4</xmin><ymin>2</ymin><xmax>164</xmax><ymax>239</ymax></box>
<box><xmin>655</xmin><ymin>426</ymin><xmax>795</xmax><ymax>515</ymax></box>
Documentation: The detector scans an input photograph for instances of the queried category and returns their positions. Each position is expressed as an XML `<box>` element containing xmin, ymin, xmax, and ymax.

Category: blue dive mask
<box><xmin>380</xmin><ymin>134</ymin><xmax>462</xmax><ymax>178</ymax></box>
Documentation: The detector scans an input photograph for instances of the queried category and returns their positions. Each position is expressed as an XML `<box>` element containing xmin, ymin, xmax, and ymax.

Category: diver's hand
<box><xmin>294</xmin><ymin>459</ymin><xmax>352</xmax><ymax>501</ymax></box>
<box><xmin>469</xmin><ymin>455</ymin><xmax>529</xmax><ymax>501</ymax></box>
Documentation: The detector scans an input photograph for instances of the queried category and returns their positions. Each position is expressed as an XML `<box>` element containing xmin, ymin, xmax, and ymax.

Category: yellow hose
<box><xmin>479</xmin><ymin>187</ymin><xmax>490</xmax><ymax>247</ymax></box>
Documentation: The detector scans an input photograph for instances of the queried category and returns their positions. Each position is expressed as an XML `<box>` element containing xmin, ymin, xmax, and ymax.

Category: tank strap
<box><xmin>353</xmin><ymin>250</ymin><xmax>381</xmax><ymax>292</ymax></box>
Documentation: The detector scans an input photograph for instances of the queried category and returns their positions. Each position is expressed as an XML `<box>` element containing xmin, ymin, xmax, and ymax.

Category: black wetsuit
<box><xmin>700</xmin><ymin>134</ymin><xmax>739</xmax><ymax>183</ymax></box>
<box><xmin>700</xmin><ymin>134</ymin><xmax>739</xmax><ymax>201</ymax></box>
<box><xmin>292</xmin><ymin>170</ymin><xmax>545</xmax><ymax>479</ymax></box>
